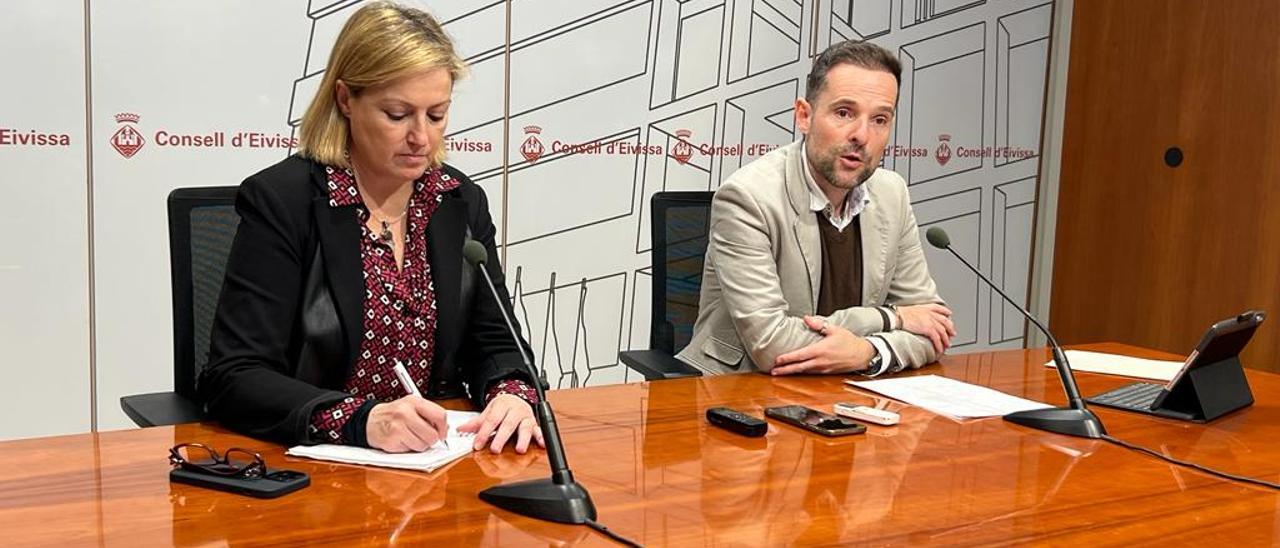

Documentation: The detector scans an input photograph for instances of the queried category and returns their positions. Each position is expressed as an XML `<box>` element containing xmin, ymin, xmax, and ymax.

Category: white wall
<box><xmin>89</xmin><ymin>1</ymin><xmax>312</xmax><ymax>431</ymax></box>
<box><xmin>0</xmin><ymin>0</ymin><xmax>91</xmax><ymax>439</ymax></box>
<box><xmin>2</xmin><ymin>0</ymin><xmax>1063</xmax><ymax>439</ymax></box>
<box><xmin>1028</xmin><ymin>0</ymin><xmax>1073</xmax><ymax>345</ymax></box>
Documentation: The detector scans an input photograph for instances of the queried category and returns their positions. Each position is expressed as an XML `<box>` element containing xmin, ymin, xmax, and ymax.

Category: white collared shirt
<box><xmin>801</xmin><ymin>141</ymin><xmax>870</xmax><ymax>232</ymax></box>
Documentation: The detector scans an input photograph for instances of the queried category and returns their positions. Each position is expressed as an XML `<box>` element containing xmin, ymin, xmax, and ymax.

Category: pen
<box><xmin>391</xmin><ymin>359</ymin><xmax>449</xmax><ymax>450</ymax></box>
<box><xmin>391</xmin><ymin>359</ymin><xmax>423</xmax><ymax>398</ymax></box>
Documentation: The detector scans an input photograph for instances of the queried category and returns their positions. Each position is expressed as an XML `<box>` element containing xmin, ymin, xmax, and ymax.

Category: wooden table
<box><xmin>3</xmin><ymin>343</ymin><xmax>1279</xmax><ymax>546</ymax></box>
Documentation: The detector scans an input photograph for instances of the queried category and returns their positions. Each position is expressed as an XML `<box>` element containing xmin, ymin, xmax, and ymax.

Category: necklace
<box><xmin>350</xmin><ymin>163</ymin><xmax>410</xmax><ymax>241</ymax></box>
<box><xmin>373</xmin><ymin>209</ymin><xmax>409</xmax><ymax>241</ymax></box>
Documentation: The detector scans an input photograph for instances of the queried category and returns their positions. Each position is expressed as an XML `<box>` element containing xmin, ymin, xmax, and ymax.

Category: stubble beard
<box><xmin>811</xmin><ymin>144</ymin><xmax>876</xmax><ymax>191</ymax></box>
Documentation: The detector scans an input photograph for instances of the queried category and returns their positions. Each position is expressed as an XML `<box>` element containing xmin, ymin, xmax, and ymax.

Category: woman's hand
<box><xmin>366</xmin><ymin>396</ymin><xmax>449</xmax><ymax>453</ymax></box>
<box><xmin>457</xmin><ymin>394</ymin><xmax>545</xmax><ymax>454</ymax></box>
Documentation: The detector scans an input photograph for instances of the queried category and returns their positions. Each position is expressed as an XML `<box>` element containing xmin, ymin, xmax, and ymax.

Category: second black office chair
<box><xmin>619</xmin><ymin>191</ymin><xmax>714</xmax><ymax>380</ymax></box>
<box><xmin>120</xmin><ymin>186</ymin><xmax>239</xmax><ymax>427</ymax></box>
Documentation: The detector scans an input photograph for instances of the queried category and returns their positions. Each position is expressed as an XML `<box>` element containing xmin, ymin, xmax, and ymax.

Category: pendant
<box><xmin>379</xmin><ymin>221</ymin><xmax>393</xmax><ymax>241</ymax></box>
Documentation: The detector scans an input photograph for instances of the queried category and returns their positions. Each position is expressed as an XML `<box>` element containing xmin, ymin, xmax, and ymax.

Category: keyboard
<box><xmin>1087</xmin><ymin>382</ymin><xmax>1164</xmax><ymax>412</ymax></box>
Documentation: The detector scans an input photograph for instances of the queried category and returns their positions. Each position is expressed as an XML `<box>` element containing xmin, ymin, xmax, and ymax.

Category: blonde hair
<box><xmin>298</xmin><ymin>2</ymin><xmax>466</xmax><ymax>167</ymax></box>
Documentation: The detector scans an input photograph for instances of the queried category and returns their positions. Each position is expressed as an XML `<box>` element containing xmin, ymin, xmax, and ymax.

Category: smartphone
<box><xmin>170</xmin><ymin>467</ymin><xmax>310</xmax><ymax>499</ymax></box>
<box><xmin>765</xmin><ymin>405</ymin><xmax>866</xmax><ymax>437</ymax></box>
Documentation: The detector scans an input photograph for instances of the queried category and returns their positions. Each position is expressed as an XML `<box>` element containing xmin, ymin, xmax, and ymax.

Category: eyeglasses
<box><xmin>169</xmin><ymin>443</ymin><xmax>265</xmax><ymax>478</ymax></box>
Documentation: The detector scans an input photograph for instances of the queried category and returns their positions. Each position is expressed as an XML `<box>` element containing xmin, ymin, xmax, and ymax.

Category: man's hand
<box><xmin>457</xmin><ymin>394</ymin><xmax>545</xmax><ymax>454</ymax></box>
<box><xmin>366</xmin><ymin>396</ymin><xmax>450</xmax><ymax>453</ymax></box>
<box><xmin>772</xmin><ymin>316</ymin><xmax>876</xmax><ymax>375</ymax></box>
<box><xmin>896</xmin><ymin>303</ymin><xmax>956</xmax><ymax>355</ymax></box>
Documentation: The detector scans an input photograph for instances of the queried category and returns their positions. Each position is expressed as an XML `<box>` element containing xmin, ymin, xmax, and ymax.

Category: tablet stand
<box><xmin>1158</xmin><ymin>354</ymin><xmax>1254</xmax><ymax>422</ymax></box>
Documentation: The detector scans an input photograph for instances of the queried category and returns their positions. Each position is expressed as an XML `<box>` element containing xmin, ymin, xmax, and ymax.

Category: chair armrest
<box><xmin>120</xmin><ymin>392</ymin><xmax>205</xmax><ymax>427</ymax></box>
<box><xmin>619</xmin><ymin>350</ymin><xmax>703</xmax><ymax>380</ymax></box>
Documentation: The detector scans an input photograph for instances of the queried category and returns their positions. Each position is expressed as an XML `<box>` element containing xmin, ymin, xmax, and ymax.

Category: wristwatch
<box><xmin>867</xmin><ymin>352</ymin><xmax>885</xmax><ymax>375</ymax></box>
<box><xmin>864</xmin><ymin>336</ymin><xmax>892</xmax><ymax>376</ymax></box>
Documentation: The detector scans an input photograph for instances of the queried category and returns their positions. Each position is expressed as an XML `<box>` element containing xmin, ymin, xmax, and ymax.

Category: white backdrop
<box><xmin>89</xmin><ymin>1</ymin><xmax>313</xmax><ymax>433</ymax></box>
<box><xmin>2</xmin><ymin>0</ymin><xmax>1055</xmax><ymax>438</ymax></box>
<box><xmin>1</xmin><ymin>0</ymin><xmax>90</xmax><ymax>439</ymax></box>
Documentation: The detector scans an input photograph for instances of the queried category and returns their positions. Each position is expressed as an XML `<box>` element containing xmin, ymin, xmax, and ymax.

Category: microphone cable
<box><xmin>1100</xmin><ymin>434</ymin><xmax>1280</xmax><ymax>490</ymax></box>
<box><xmin>585</xmin><ymin>518</ymin><xmax>644</xmax><ymax>547</ymax></box>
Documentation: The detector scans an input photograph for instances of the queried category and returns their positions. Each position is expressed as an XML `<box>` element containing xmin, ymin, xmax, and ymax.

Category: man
<box><xmin>677</xmin><ymin>40</ymin><xmax>955</xmax><ymax>376</ymax></box>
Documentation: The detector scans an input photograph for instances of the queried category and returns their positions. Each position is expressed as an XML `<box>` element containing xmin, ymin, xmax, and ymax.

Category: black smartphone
<box><xmin>170</xmin><ymin>467</ymin><xmax>311</xmax><ymax>499</ymax></box>
<box><xmin>765</xmin><ymin>405</ymin><xmax>866</xmax><ymax>437</ymax></box>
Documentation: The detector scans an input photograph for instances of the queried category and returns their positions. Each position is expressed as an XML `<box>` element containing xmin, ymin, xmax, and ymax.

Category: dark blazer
<box><xmin>198</xmin><ymin>155</ymin><xmax>532</xmax><ymax>445</ymax></box>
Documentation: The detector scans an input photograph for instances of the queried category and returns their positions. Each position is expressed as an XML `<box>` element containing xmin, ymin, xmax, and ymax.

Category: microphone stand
<box><xmin>931</xmin><ymin>232</ymin><xmax>1105</xmax><ymax>439</ymax></box>
<box><xmin>468</xmin><ymin>246</ymin><xmax>597</xmax><ymax>524</ymax></box>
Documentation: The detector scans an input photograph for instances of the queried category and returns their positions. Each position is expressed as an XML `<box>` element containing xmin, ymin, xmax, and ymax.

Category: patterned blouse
<box><xmin>307</xmin><ymin>165</ymin><xmax>538</xmax><ymax>445</ymax></box>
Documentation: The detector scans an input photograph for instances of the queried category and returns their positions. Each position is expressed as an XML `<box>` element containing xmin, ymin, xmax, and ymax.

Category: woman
<box><xmin>199</xmin><ymin>2</ymin><xmax>543</xmax><ymax>455</ymax></box>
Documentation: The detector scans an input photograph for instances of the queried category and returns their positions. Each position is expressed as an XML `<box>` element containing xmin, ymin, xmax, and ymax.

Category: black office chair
<box><xmin>620</xmin><ymin>191</ymin><xmax>714</xmax><ymax>380</ymax></box>
<box><xmin>120</xmin><ymin>186</ymin><xmax>239</xmax><ymax>427</ymax></box>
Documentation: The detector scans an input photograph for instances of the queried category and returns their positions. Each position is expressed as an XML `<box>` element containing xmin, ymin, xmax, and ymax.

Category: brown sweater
<box><xmin>815</xmin><ymin>213</ymin><xmax>862</xmax><ymax>316</ymax></box>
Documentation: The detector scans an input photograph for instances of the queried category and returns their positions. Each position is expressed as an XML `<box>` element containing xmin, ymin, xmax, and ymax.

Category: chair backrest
<box><xmin>168</xmin><ymin>187</ymin><xmax>240</xmax><ymax>400</ymax></box>
<box><xmin>649</xmin><ymin>191</ymin><xmax>715</xmax><ymax>354</ymax></box>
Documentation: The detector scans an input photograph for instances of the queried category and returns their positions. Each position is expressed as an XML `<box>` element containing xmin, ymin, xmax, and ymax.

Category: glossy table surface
<box><xmin>4</xmin><ymin>343</ymin><xmax>1280</xmax><ymax>546</ymax></box>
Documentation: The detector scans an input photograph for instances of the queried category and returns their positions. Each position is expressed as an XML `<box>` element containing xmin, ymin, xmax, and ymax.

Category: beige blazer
<box><xmin>676</xmin><ymin>141</ymin><xmax>944</xmax><ymax>374</ymax></box>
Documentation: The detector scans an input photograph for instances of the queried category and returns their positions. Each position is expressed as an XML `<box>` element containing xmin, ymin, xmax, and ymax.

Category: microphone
<box><xmin>925</xmin><ymin>227</ymin><xmax>1105</xmax><ymax>439</ymax></box>
<box><xmin>462</xmin><ymin>241</ymin><xmax>537</xmax><ymax>380</ymax></box>
<box><xmin>463</xmin><ymin>239</ymin><xmax>597</xmax><ymax>524</ymax></box>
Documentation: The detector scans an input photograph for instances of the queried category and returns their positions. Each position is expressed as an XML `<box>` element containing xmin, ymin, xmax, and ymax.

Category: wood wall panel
<box><xmin>1051</xmin><ymin>0</ymin><xmax>1280</xmax><ymax>371</ymax></box>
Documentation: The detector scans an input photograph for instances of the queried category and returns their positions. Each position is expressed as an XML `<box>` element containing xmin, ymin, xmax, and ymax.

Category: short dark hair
<box><xmin>805</xmin><ymin>40</ymin><xmax>901</xmax><ymax>103</ymax></box>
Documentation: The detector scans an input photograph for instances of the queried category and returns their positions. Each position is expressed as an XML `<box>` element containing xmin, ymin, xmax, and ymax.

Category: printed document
<box><xmin>847</xmin><ymin>375</ymin><xmax>1051</xmax><ymax>420</ymax></box>
<box><xmin>1046</xmin><ymin>350</ymin><xmax>1183</xmax><ymax>382</ymax></box>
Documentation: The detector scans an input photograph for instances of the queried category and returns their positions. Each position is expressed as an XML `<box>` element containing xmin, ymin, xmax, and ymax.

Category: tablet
<box><xmin>1153</xmin><ymin>310</ymin><xmax>1265</xmax><ymax>408</ymax></box>
<box><xmin>1086</xmin><ymin>310</ymin><xmax>1264</xmax><ymax>421</ymax></box>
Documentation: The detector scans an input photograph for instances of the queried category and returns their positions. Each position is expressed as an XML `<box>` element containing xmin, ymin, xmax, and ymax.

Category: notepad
<box><xmin>1046</xmin><ymin>350</ymin><xmax>1183</xmax><ymax>382</ymax></box>
<box><xmin>286</xmin><ymin>410</ymin><xmax>479</xmax><ymax>472</ymax></box>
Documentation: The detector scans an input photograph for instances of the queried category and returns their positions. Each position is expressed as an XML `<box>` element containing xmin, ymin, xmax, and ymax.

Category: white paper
<box><xmin>1047</xmin><ymin>350</ymin><xmax>1184</xmax><ymax>382</ymax></box>
<box><xmin>846</xmin><ymin>375</ymin><xmax>1051</xmax><ymax>420</ymax></box>
<box><xmin>287</xmin><ymin>410</ymin><xmax>479</xmax><ymax>472</ymax></box>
